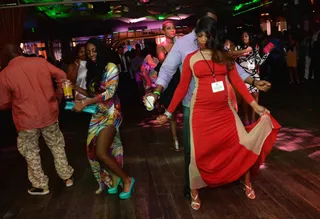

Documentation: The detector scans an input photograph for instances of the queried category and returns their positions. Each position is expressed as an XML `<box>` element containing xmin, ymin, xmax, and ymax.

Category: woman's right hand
<box><xmin>156</xmin><ymin>114</ymin><xmax>169</xmax><ymax>125</ymax></box>
<box><xmin>74</xmin><ymin>59</ymin><xmax>80</xmax><ymax>67</ymax></box>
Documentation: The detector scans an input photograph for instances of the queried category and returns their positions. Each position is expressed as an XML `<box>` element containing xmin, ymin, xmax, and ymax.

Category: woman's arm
<box><xmin>167</xmin><ymin>53</ymin><xmax>193</xmax><ymax>113</ymax></box>
<box><xmin>229</xmin><ymin>65</ymin><xmax>270</xmax><ymax>115</ymax></box>
<box><xmin>83</xmin><ymin>63</ymin><xmax>119</xmax><ymax>106</ymax></box>
<box><xmin>255</xmin><ymin>45</ymin><xmax>269</xmax><ymax>66</ymax></box>
<box><xmin>228</xmin><ymin>64</ymin><xmax>255</xmax><ymax>105</ymax></box>
<box><xmin>74</xmin><ymin>85</ymin><xmax>94</xmax><ymax>98</ymax></box>
<box><xmin>229</xmin><ymin>47</ymin><xmax>252</xmax><ymax>57</ymax></box>
<box><xmin>67</xmin><ymin>61</ymin><xmax>80</xmax><ymax>84</ymax></box>
<box><xmin>156</xmin><ymin>44</ymin><xmax>166</xmax><ymax>63</ymax></box>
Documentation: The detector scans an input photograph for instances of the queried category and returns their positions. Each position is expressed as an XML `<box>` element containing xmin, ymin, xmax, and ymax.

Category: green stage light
<box><xmin>234</xmin><ymin>0</ymin><xmax>261</xmax><ymax>11</ymax></box>
<box><xmin>233</xmin><ymin>1</ymin><xmax>273</xmax><ymax>16</ymax></box>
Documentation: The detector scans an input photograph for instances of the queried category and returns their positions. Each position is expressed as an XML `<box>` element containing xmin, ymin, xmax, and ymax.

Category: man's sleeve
<box><xmin>156</xmin><ymin>40</ymin><xmax>182</xmax><ymax>90</ymax></box>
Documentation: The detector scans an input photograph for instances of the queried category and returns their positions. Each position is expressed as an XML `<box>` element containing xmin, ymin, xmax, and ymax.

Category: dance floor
<box><xmin>0</xmin><ymin>81</ymin><xmax>319</xmax><ymax>219</ymax></box>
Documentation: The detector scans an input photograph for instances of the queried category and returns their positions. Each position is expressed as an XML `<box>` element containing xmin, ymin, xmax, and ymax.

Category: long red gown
<box><xmin>167</xmin><ymin>50</ymin><xmax>281</xmax><ymax>190</ymax></box>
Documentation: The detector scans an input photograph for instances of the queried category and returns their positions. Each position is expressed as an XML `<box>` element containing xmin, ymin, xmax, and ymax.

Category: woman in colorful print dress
<box><xmin>157</xmin><ymin>17</ymin><xmax>280</xmax><ymax>210</ymax></box>
<box><xmin>73</xmin><ymin>38</ymin><xmax>135</xmax><ymax>199</ymax></box>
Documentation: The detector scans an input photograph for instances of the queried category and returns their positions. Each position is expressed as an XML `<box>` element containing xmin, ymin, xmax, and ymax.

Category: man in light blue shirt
<box><xmin>145</xmin><ymin>8</ymin><xmax>272</xmax><ymax>199</ymax></box>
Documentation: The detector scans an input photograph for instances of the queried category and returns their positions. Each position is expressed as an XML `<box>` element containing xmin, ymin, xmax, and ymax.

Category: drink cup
<box><xmin>62</xmin><ymin>79</ymin><xmax>73</xmax><ymax>100</ymax></box>
<box><xmin>145</xmin><ymin>95</ymin><xmax>155</xmax><ymax>111</ymax></box>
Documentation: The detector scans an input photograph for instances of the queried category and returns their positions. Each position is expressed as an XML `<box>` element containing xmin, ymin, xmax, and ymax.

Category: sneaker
<box><xmin>64</xmin><ymin>176</ymin><xmax>74</xmax><ymax>187</ymax></box>
<box><xmin>28</xmin><ymin>187</ymin><xmax>50</xmax><ymax>195</ymax></box>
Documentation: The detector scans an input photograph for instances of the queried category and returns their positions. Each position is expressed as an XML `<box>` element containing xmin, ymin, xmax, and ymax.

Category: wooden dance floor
<box><xmin>0</xmin><ymin>81</ymin><xmax>320</xmax><ymax>219</ymax></box>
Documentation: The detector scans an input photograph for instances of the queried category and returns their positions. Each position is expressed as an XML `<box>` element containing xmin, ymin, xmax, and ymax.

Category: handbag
<box><xmin>64</xmin><ymin>101</ymin><xmax>99</xmax><ymax>114</ymax></box>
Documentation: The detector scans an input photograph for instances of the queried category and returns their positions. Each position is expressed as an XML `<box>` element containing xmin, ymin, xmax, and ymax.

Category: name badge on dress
<box><xmin>211</xmin><ymin>81</ymin><xmax>225</xmax><ymax>93</ymax></box>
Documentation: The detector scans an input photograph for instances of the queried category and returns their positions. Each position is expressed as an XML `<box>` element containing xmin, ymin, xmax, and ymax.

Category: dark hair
<box><xmin>240</xmin><ymin>31</ymin><xmax>256</xmax><ymax>48</ymax></box>
<box><xmin>85</xmin><ymin>38</ymin><xmax>111</xmax><ymax>91</ymax></box>
<box><xmin>69</xmin><ymin>43</ymin><xmax>85</xmax><ymax>63</ymax></box>
<box><xmin>195</xmin><ymin>16</ymin><xmax>234</xmax><ymax>70</ymax></box>
<box><xmin>75</xmin><ymin>43</ymin><xmax>85</xmax><ymax>55</ymax></box>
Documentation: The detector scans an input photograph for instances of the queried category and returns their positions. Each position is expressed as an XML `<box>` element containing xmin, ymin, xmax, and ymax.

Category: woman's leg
<box><xmin>95</xmin><ymin>126</ymin><xmax>132</xmax><ymax>192</ymax></box>
<box><xmin>170</xmin><ymin>111</ymin><xmax>180</xmax><ymax>151</ymax></box>
<box><xmin>251</xmin><ymin>92</ymin><xmax>259</xmax><ymax>123</ymax></box>
<box><xmin>243</xmin><ymin>171</ymin><xmax>255</xmax><ymax>199</ymax></box>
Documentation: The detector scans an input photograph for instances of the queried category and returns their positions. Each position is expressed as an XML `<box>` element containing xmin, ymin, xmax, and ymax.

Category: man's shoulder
<box><xmin>176</xmin><ymin>31</ymin><xmax>195</xmax><ymax>42</ymax></box>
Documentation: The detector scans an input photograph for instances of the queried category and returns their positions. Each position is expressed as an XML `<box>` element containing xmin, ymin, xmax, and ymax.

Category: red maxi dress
<box><xmin>167</xmin><ymin>50</ymin><xmax>281</xmax><ymax>190</ymax></box>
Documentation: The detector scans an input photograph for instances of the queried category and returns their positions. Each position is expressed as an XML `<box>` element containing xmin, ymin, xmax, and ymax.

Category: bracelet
<box><xmin>252</xmin><ymin>79</ymin><xmax>256</xmax><ymax>86</ymax></box>
<box><xmin>153</xmin><ymin>90</ymin><xmax>161</xmax><ymax>97</ymax></box>
<box><xmin>164</xmin><ymin>110</ymin><xmax>172</xmax><ymax>119</ymax></box>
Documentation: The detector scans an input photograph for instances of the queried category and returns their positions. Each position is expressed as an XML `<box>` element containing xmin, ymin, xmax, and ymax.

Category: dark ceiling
<box><xmin>2</xmin><ymin>0</ymin><xmax>246</xmax><ymax>21</ymax></box>
<box><xmin>0</xmin><ymin>0</ymin><xmax>283</xmax><ymax>40</ymax></box>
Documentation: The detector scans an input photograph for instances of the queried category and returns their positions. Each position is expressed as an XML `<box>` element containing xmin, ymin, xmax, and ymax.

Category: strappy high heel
<box><xmin>95</xmin><ymin>187</ymin><xmax>104</xmax><ymax>195</ymax></box>
<box><xmin>95</xmin><ymin>183</ymin><xmax>106</xmax><ymax>195</ymax></box>
<box><xmin>242</xmin><ymin>183</ymin><xmax>256</xmax><ymax>200</ymax></box>
<box><xmin>191</xmin><ymin>193</ymin><xmax>201</xmax><ymax>210</ymax></box>
<box><xmin>174</xmin><ymin>138</ymin><xmax>180</xmax><ymax>152</ymax></box>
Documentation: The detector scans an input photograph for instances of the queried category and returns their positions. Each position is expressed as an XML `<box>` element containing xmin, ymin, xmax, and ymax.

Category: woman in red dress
<box><xmin>157</xmin><ymin>17</ymin><xmax>280</xmax><ymax>210</ymax></box>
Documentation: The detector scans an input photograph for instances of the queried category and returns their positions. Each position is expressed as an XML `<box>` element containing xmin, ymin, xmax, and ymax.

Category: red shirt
<box><xmin>0</xmin><ymin>56</ymin><xmax>66</xmax><ymax>131</ymax></box>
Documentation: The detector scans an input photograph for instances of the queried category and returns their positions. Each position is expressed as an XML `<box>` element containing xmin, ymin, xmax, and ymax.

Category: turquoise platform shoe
<box><xmin>119</xmin><ymin>177</ymin><xmax>135</xmax><ymax>200</ymax></box>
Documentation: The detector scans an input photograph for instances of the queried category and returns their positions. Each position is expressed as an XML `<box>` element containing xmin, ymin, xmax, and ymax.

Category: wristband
<box><xmin>153</xmin><ymin>91</ymin><xmax>161</xmax><ymax>97</ymax></box>
<box><xmin>164</xmin><ymin>110</ymin><xmax>172</xmax><ymax>119</ymax></box>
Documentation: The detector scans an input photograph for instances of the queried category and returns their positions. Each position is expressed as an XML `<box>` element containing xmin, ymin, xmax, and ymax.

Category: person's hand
<box><xmin>242</xmin><ymin>46</ymin><xmax>252</xmax><ymax>56</ymax></box>
<box><xmin>245</xmin><ymin>46</ymin><xmax>253</xmax><ymax>53</ymax></box>
<box><xmin>253</xmin><ymin>104</ymin><xmax>270</xmax><ymax>116</ymax></box>
<box><xmin>72</xmin><ymin>100</ymin><xmax>85</xmax><ymax>112</ymax></box>
<box><xmin>74</xmin><ymin>59</ymin><xmax>80</xmax><ymax>67</ymax></box>
<box><xmin>156</xmin><ymin>114</ymin><xmax>169</xmax><ymax>125</ymax></box>
<box><xmin>143</xmin><ymin>91</ymin><xmax>159</xmax><ymax>109</ymax></box>
<box><xmin>254</xmin><ymin>80</ymin><xmax>272</xmax><ymax>92</ymax></box>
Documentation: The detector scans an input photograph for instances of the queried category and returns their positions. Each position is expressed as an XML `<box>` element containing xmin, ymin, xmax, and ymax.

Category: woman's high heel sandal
<box><xmin>108</xmin><ymin>178</ymin><xmax>123</xmax><ymax>195</ymax></box>
<box><xmin>174</xmin><ymin>138</ymin><xmax>180</xmax><ymax>152</ymax></box>
<box><xmin>95</xmin><ymin>183</ymin><xmax>105</xmax><ymax>195</ymax></box>
<box><xmin>191</xmin><ymin>193</ymin><xmax>201</xmax><ymax>210</ymax></box>
<box><xmin>242</xmin><ymin>183</ymin><xmax>256</xmax><ymax>200</ymax></box>
<box><xmin>119</xmin><ymin>177</ymin><xmax>135</xmax><ymax>200</ymax></box>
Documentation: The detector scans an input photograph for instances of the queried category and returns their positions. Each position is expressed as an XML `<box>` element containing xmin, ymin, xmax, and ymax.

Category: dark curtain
<box><xmin>0</xmin><ymin>7</ymin><xmax>26</xmax><ymax>68</ymax></box>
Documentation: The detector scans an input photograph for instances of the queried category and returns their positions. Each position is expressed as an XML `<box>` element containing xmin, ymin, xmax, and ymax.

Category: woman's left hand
<box><xmin>73</xmin><ymin>100</ymin><xmax>85</xmax><ymax>112</ymax></box>
<box><xmin>253</xmin><ymin>104</ymin><xmax>270</xmax><ymax>116</ymax></box>
<box><xmin>156</xmin><ymin>114</ymin><xmax>169</xmax><ymax>125</ymax></box>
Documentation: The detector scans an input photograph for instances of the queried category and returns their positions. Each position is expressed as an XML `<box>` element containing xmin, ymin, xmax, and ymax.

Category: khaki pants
<box><xmin>17</xmin><ymin>121</ymin><xmax>74</xmax><ymax>189</ymax></box>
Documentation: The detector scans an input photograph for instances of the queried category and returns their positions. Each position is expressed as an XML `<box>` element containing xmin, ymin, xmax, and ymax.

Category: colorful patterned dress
<box><xmin>87</xmin><ymin>62</ymin><xmax>123</xmax><ymax>190</ymax></box>
<box><xmin>235</xmin><ymin>45</ymin><xmax>269</xmax><ymax>93</ymax></box>
<box><xmin>140</xmin><ymin>54</ymin><xmax>160</xmax><ymax>90</ymax></box>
